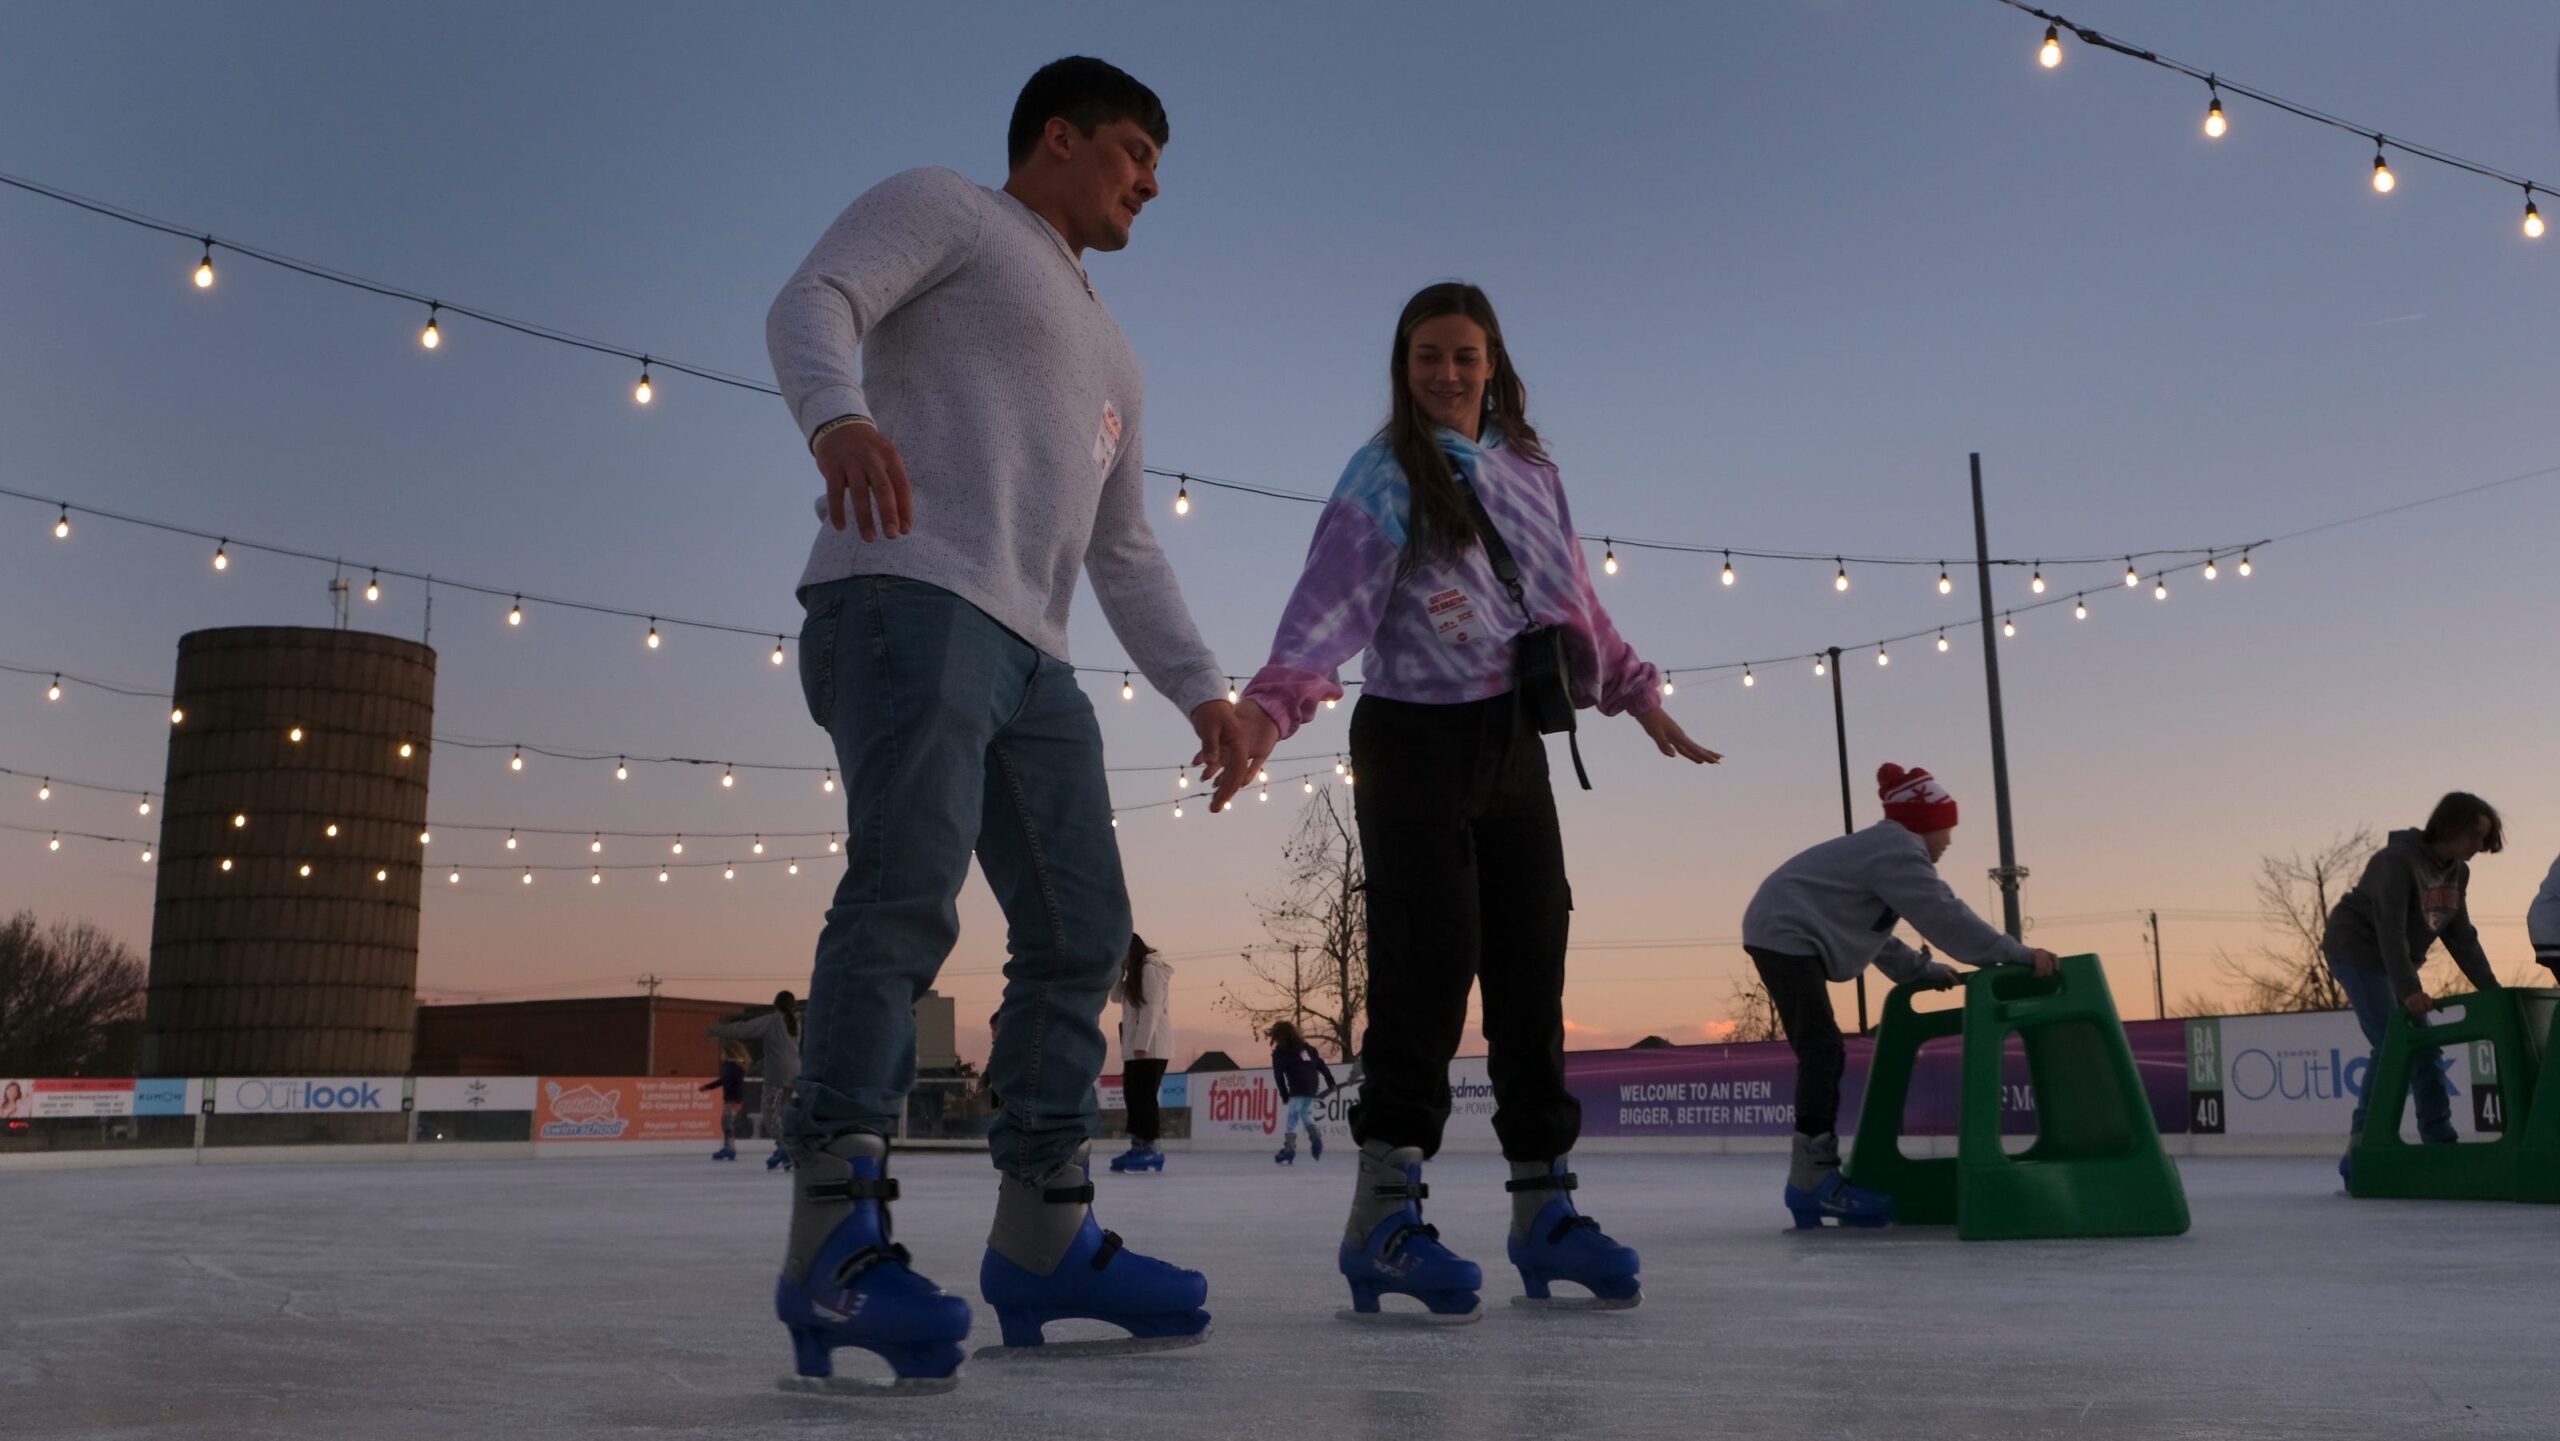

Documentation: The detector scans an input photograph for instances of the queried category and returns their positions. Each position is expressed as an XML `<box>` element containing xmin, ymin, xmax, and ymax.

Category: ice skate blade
<box><xmin>1333</xmin><ymin>1304</ymin><xmax>1482</xmax><ymax>1326</ymax></box>
<box><xmin>969</xmin><ymin>1326</ymin><xmax>1211</xmax><ymax>1361</ymax></box>
<box><xmin>1511</xmin><ymin>1289</ymin><xmax>1641</xmax><ymax>1311</ymax></box>
<box><xmin>777</xmin><ymin>1371</ymin><xmax>960</xmax><ymax>1398</ymax></box>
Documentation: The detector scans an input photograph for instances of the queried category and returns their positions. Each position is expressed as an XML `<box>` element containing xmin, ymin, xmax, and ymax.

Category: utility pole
<box><xmin>1969</xmin><ymin>454</ymin><xmax>2028</xmax><ymax>938</ymax></box>
<box><xmin>2147</xmin><ymin>912</ymin><xmax>2166</xmax><ymax>1020</ymax></box>
<box><xmin>1825</xmin><ymin>646</ymin><xmax>1868</xmax><ymax>1034</ymax></box>
<box><xmin>637</xmin><ymin>974</ymin><xmax>664</xmax><ymax>1076</ymax></box>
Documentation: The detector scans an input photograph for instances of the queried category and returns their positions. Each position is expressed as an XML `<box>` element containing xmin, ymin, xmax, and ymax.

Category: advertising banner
<box><xmin>534</xmin><ymin>1077</ymin><xmax>719</xmax><ymax>1141</ymax></box>
<box><xmin>132</xmin><ymin>1078</ymin><xmax>195</xmax><ymax>1116</ymax></box>
<box><xmin>1095</xmin><ymin>1072</ymin><xmax>1189</xmax><ymax>1113</ymax></box>
<box><xmin>414</xmin><ymin>1077</ymin><xmax>538</xmax><ymax>1113</ymax></box>
<box><xmin>214</xmin><ymin>1077</ymin><xmax>403</xmax><ymax>1115</ymax></box>
<box><xmin>0</xmin><ymin>1078</ymin><xmax>141</xmax><ymax>1119</ymax></box>
<box><xmin>2185</xmin><ymin>1009</ymin><xmax>2487</xmax><ymax>1139</ymax></box>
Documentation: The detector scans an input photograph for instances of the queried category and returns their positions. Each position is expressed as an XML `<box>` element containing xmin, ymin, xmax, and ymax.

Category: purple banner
<box><xmin>1564</xmin><ymin>1019</ymin><xmax>2190</xmax><ymax>1140</ymax></box>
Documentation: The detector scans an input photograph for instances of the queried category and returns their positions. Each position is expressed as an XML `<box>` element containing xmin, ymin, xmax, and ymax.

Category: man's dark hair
<box><xmin>1008</xmin><ymin>57</ymin><xmax>1168</xmax><ymax>170</ymax></box>
<box><xmin>2423</xmin><ymin>791</ymin><xmax>2505</xmax><ymax>854</ymax></box>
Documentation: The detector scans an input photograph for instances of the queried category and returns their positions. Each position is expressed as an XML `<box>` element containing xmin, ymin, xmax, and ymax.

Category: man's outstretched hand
<box><xmin>813</xmin><ymin>419</ymin><xmax>913</xmax><ymax>541</ymax></box>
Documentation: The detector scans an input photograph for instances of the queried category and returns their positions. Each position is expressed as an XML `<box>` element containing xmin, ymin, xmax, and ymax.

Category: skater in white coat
<box><xmin>1112</xmin><ymin>936</ymin><xmax>1174</xmax><ymax>1172</ymax></box>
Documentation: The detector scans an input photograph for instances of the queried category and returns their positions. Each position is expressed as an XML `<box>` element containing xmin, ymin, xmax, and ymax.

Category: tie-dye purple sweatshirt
<box><xmin>1241</xmin><ymin>428</ymin><xmax>1662</xmax><ymax>740</ymax></box>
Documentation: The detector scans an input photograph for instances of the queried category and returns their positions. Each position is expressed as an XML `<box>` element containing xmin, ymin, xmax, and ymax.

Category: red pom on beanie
<box><xmin>1877</xmin><ymin>763</ymin><xmax>1959</xmax><ymax>833</ymax></box>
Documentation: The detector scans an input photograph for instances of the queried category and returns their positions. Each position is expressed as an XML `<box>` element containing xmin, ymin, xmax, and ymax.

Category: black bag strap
<box><xmin>1453</xmin><ymin>477</ymin><xmax>1537</xmax><ymax>627</ymax></box>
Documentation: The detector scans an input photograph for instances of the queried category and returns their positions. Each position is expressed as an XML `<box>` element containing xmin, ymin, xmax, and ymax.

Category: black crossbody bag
<box><xmin>1455</xmin><ymin>478</ymin><xmax>1591</xmax><ymax>791</ymax></box>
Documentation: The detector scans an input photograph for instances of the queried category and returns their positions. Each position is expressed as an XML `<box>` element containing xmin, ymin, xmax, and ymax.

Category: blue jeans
<box><xmin>787</xmin><ymin>576</ymin><xmax>1132</xmax><ymax>1182</ymax></box>
<box><xmin>2332</xmin><ymin>958</ymin><xmax>2458</xmax><ymax>1145</ymax></box>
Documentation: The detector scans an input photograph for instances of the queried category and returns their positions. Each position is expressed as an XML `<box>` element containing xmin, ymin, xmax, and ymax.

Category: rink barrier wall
<box><xmin>3</xmin><ymin>1006</ymin><xmax>2519</xmax><ymax>1172</ymax></box>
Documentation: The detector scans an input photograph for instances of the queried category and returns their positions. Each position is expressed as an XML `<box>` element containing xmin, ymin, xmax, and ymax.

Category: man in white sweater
<box><xmin>763</xmin><ymin>58</ymin><xmax>1238</xmax><ymax>1392</ymax></box>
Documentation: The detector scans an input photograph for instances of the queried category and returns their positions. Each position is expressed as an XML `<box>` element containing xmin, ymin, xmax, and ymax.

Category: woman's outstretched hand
<box><xmin>1634</xmin><ymin>706</ymin><xmax>1721</xmax><ymax>764</ymax></box>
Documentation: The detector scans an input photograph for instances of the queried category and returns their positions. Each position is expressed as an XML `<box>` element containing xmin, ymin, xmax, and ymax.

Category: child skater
<box><xmin>1268</xmin><ymin>1021</ymin><xmax>1338</xmax><ymax>1164</ymax></box>
<box><xmin>1110</xmin><ymin>935</ymin><xmax>1174</xmax><ymax>1173</ymax></box>
<box><xmin>704</xmin><ymin>1040</ymin><xmax>750</xmax><ymax>1161</ymax></box>
<box><xmin>1741</xmin><ymin>763</ymin><xmax>2057</xmax><ymax>1228</ymax></box>
<box><xmin>1235</xmin><ymin>281</ymin><xmax>1721</xmax><ymax>1321</ymax></box>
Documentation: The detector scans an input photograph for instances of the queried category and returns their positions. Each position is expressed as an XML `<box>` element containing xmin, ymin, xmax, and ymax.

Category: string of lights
<box><xmin>2003</xmin><ymin>0</ymin><xmax>2551</xmax><ymax>238</ymax></box>
<box><xmin>2</xmin><ymin>173</ymin><xmax>2242</xmax><ymax>580</ymax></box>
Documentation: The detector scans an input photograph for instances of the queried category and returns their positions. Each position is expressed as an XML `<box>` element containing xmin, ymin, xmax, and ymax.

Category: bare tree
<box><xmin>2208</xmin><ymin>830</ymin><xmax>2376</xmax><ymax>1014</ymax></box>
<box><xmin>0</xmin><ymin>911</ymin><xmax>147</xmax><ymax>1075</ymax></box>
<box><xmin>1220</xmin><ymin>787</ymin><xmax>1365</xmax><ymax>1062</ymax></box>
<box><xmin>1724</xmin><ymin>970</ymin><xmax>1785</xmax><ymax>1043</ymax></box>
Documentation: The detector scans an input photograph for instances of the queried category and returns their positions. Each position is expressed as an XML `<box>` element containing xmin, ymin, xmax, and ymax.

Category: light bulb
<box><xmin>1174</xmin><ymin>482</ymin><xmax>1190</xmax><ymax>516</ymax></box>
<box><xmin>508</xmin><ymin>597</ymin><xmax>524</xmax><ymax>626</ymax></box>
<box><xmin>53</xmin><ymin>508</ymin><xmax>70</xmax><ymax>540</ymax></box>
<box><xmin>1603</xmin><ymin>542</ymin><xmax>1618</xmax><ymax>576</ymax></box>
<box><xmin>1121</xmin><ymin>674</ymin><xmax>1135</xmax><ymax>701</ymax></box>
<box><xmin>419</xmin><ymin>830</ymin><xmax>431</xmax><ymax>845</ymax></box>
<box><xmin>288</xmin><ymin>725</ymin><xmax>304</xmax><ymax>743</ymax></box>
<box><xmin>721</xmin><ymin>767</ymin><xmax>735</xmax><ymax>788</ymax></box>
<box><xmin>634</xmin><ymin>363</ymin><xmax>654</xmax><ymax>405</ymax></box>
<box><xmin>788</xmin><ymin>861</ymin><xmax>800</xmax><ymax>874</ymax></box>
<box><xmin>521</xmin><ymin>869</ymin><xmax>533</xmax><ymax>886</ymax></box>
<box><xmin>2527</xmin><ymin>197</ymin><xmax>2545</xmax><ymax>239</ymax></box>
<box><xmin>753</xmin><ymin>837</ymin><xmax>765</xmax><ymax>854</ymax></box>
<box><xmin>2372</xmin><ymin>148</ymin><xmax>2394</xmax><ymax>194</ymax></box>
<box><xmin>449</xmin><ymin>868</ymin><xmax>461</xmax><ymax>884</ymax></box>
<box><xmin>2124</xmin><ymin>561</ymin><xmax>2139</xmax><ymax>588</ymax></box>
<box><xmin>1661</xmin><ymin>679</ymin><xmax>1675</xmax><ymax>696</ymax></box>
<box><xmin>366</xmin><ymin>571</ymin><xmax>381</xmax><ymax>603</ymax></box>
<box><xmin>1834</xmin><ymin>562</ymin><xmax>1849</xmax><ymax>592</ymax></box>
<box><xmin>1227</xmin><ymin>680</ymin><xmax>1240</xmax><ymax>704</ymax></box>
<box><xmin>326</xmin><ymin>823</ymin><xmax>340</xmax><ymax>838</ymax></box>
<box><xmin>828</xmin><ymin>835</ymin><xmax>840</xmax><ymax>853</ymax></box>
<box><xmin>49</xmin><ymin>834</ymin><xmax>60</xmax><ymax>852</ymax></box>
<box><xmin>2238</xmin><ymin>552</ymin><xmax>2253</xmax><ymax>577</ymax></box>
<box><xmin>212</xmin><ymin>541</ymin><xmax>229</xmax><ymax>571</ymax></box>
<box><xmin>1813</xmin><ymin>657</ymin><xmax>1827</xmax><ymax>677</ymax></box>
<box><xmin>591</xmin><ymin>870</ymin><xmax>602</xmax><ymax>886</ymax></box>
<box><xmin>2204</xmin><ymin>558</ymin><xmax>2220</xmax><ymax>580</ymax></box>
<box><xmin>671</xmin><ymin>837</ymin><xmax>684</xmax><ymax>855</ymax></box>
<box><xmin>298</xmin><ymin>863</ymin><xmax>311</xmax><ymax>878</ymax></box>
<box><xmin>2154</xmin><ymin>578</ymin><xmax>2169</xmax><ymax>601</ymax></box>
<box><xmin>2002</xmin><ymin>615</ymin><xmax>2017</xmax><ymax>638</ymax></box>
<box><xmin>1742</xmin><ymin>668</ymin><xmax>1756</xmax><ymax>688</ymax></box>
<box><xmin>1303</xmin><ymin>778</ymin><xmax>1315</xmax><ymax>793</ymax></box>
<box><xmin>232</xmin><ymin>813</ymin><xmax>247</xmax><ymax>828</ymax></box>
<box><xmin>658</xmin><ymin>868</ymin><xmax>670</xmax><ymax>884</ymax></box>
<box><xmin>1720</xmin><ymin>553</ymin><xmax>1736</xmax><ymax>586</ymax></box>
<box><xmin>822</xmin><ymin>771</ymin><xmax>836</xmax><ymax>793</ymax></box>
<box><xmin>591</xmin><ymin>835</ymin><xmax>603</xmax><ymax>853</ymax></box>
<box><xmin>220</xmin><ymin>858</ymin><xmax>233</xmax><ymax>872</ymax></box>
<box><xmin>1334</xmin><ymin>757</ymin><xmax>1347</xmax><ymax>775</ymax></box>
<box><xmin>510</xmin><ymin>749</ymin><xmax>524</xmax><ymax>772</ymax></box>
<box><xmin>1173</xmin><ymin>802</ymin><xmax>1184</xmax><ymax>818</ymax></box>
<box><xmin>2074</xmin><ymin>597</ymin><xmax>2088</xmax><ymax>620</ymax></box>
<box><xmin>1324</xmin><ymin>697</ymin><xmax>1337</xmax><ymax>709</ymax></box>
<box><xmin>1343</xmin><ymin>771</ymin><xmax>1355</xmax><ymax>787</ymax></box>
<box><xmin>141</xmin><ymin>848</ymin><xmax>153</xmax><ymax>863</ymax></box>
<box><xmin>615</xmin><ymin>757</ymin><xmax>629</xmax><ymax>781</ymax></box>
<box><xmin>1176</xmin><ymin>769</ymin><xmax>1190</xmax><ymax>790</ymax></box>
<box><xmin>771</xmin><ymin>638</ymin><xmax>787</xmax><ymax>666</ymax></box>
<box><xmin>1876</xmin><ymin>648</ymin><xmax>1889</xmax><ymax>667</ymax></box>
<box><xmin>1938</xmin><ymin>568</ymin><xmax>1951</xmax><ymax>595</ymax></box>
<box><xmin>37</xmin><ymin>780</ymin><xmax>50</xmax><ymax>801</ymax></box>
<box><xmin>2204</xmin><ymin>96</ymin><xmax>2226</xmax><ymax>139</ymax></box>
<box><xmin>170</xmin><ymin>707</ymin><xmax>186</xmax><ymax>725</ymax></box>
<box><xmin>138</xmin><ymin>797</ymin><xmax>151</xmax><ymax>816</ymax></box>
<box><xmin>1257</xmin><ymin>769</ymin><xmax>1270</xmax><ymax>783</ymax></box>
<box><xmin>1937</xmin><ymin>632</ymin><xmax>1950</xmax><ymax>653</ymax></box>
<box><xmin>46</xmin><ymin>675</ymin><xmax>61</xmax><ymax>701</ymax></box>
<box><xmin>399</xmin><ymin>741</ymin><xmax>414</xmax><ymax>758</ymax></box>
<box><xmin>421</xmin><ymin>306</ymin><xmax>441</xmax><ymax>349</ymax></box>
<box><xmin>645</xmin><ymin>620</ymin><xmax>660</xmax><ymax>649</ymax></box>
<box><xmin>2031</xmin><ymin>567</ymin><xmax>2046</xmax><ymax>594</ymax></box>
<box><xmin>2039</xmin><ymin>24</ymin><xmax>2061</xmax><ymax>68</ymax></box>
<box><xmin>194</xmin><ymin>247</ymin><xmax>215</xmax><ymax>288</ymax></box>
<box><xmin>379</xmin><ymin>868</ymin><xmax>393</xmax><ymax>883</ymax></box>
<box><xmin>1259</xmin><ymin>786</ymin><xmax>1270</xmax><ymax>803</ymax></box>
<box><xmin>723</xmin><ymin>867</ymin><xmax>735</xmax><ymax>880</ymax></box>
<box><xmin>504</xmin><ymin>830</ymin><xmax>517</xmax><ymax>850</ymax></box>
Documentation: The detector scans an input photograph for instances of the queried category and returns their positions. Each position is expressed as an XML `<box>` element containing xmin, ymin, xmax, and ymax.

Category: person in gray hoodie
<box><xmin>1741</xmin><ymin>763</ymin><xmax>2056</xmax><ymax>1227</ymax></box>
<box><xmin>710</xmin><ymin>992</ymin><xmax>803</xmax><ymax>1171</ymax></box>
<box><xmin>2528</xmin><ymin>851</ymin><xmax>2560</xmax><ymax>978</ymax></box>
<box><xmin>2322</xmin><ymin>793</ymin><xmax>2505</xmax><ymax>1165</ymax></box>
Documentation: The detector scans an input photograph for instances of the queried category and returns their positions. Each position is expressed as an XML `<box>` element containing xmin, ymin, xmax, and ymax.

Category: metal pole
<box><xmin>2149</xmin><ymin>911</ymin><xmax>2166</xmax><ymax>1020</ymax></box>
<box><xmin>1827</xmin><ymin>646</ymin><xmax>1868</xmax><ymax>1035</ymax></box>
<box><xmin>1969</xmin><ymin>454</ymin><xmax>2027</xmax><ymax>939</ymax></box>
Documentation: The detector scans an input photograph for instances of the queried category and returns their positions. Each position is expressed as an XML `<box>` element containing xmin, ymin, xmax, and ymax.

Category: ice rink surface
<box><xmin>6</xmin><ymin>1149</ymin><xmax>2553</xmax><ymax>1440</ymax></box>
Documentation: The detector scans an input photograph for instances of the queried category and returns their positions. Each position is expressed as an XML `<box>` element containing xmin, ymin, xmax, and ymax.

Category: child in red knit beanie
<box><xmin>1740</xmin><ymin>763</ymin><xmax>2058</xmax><ymax>1228</ymax></box>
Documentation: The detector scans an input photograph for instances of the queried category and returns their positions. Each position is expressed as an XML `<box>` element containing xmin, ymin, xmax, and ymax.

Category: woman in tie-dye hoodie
<box><xmin>1234</xmin><ymin>282</ymin><xmax>1718</xmax><ymax>1322</ymax></box>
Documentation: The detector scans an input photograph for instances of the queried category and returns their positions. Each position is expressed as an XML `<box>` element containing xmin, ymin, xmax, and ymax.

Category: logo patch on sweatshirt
<box><xmin>1093</xmin><ymin>399</ymin><xmax>1124</xmax><ymax>476</ymax></box>
<box><xmin>1427</xmin><ymin>587</ymin><xmax>1479</xmax><ymax>646</ymax></box>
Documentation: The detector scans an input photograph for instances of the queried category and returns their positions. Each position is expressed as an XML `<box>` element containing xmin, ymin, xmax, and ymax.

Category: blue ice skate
<box><xmin>1274</xmin><ymin>1142</ymin><xmax>1296</xmax><ymax>1165</ymax></box>
<box><xmin>712</xmin><ymin>1142</ymin><xmax>737</xmax><ymax>1162</ymax></box>
<box><xmin>976</xmin><ymin>1176</ymin><xmax>1212</xmax><ymax>1358</ymax></box>
<box><xmin>1337</xmin><ymin>1149</ymin><xmax>1482</xmax><ymax>1324</ymax></box>
<box><xmin>1506</xmin><ymin>1162</ymin><xmax>1641</xmax><ymax>1310</ymax></box>
<box><xmin>1785</xmin><ymin>1170</ymin><xmax>1896</xmax><ymax>1229</ymax></box>
<box><xmin>766</xmin><ymin>1145</ymin><xmax>794</xmax><ymax>1172</ymax></box>
<box><xmin>1107</xmin><ymin>1140</ymin><xmax>1165</xmax><ymax>1174</ymax></box>
<box><xmin>773</xmin><ymin>1144</ymin><xmax>973</xmax><ymax>1397</ymax></box>
<box><xmin>1308</xmin><ymin>1129</ymin><xmax>1324</xmax><ymax>1162</ymax></box>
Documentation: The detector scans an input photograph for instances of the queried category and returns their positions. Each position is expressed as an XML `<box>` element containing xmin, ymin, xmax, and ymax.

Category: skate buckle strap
<box><xmin>1546</xmin><ymin>1214</ymin><xmax>1601</xmax><ymax>1246</ymax></box>
<box><xmin>1090</xmin><ymin>1229</ymin><xmax>1124</xmax><ymax>1271</ymax></box>
<box><xmin>1369</xmin><ymin>1180</ymin><xmax>1428</xmax><ymax>1202</ymax></box>
<box><xmin>1381</xmin><ymin>1221</ymin><xmax>1442</xmax><ymax>1261</ymax></box>
<box><xmin>1502</xmin><ymin>1172</ymin><xmax>1578</xmax><ymax>1195</ymax></box>
<box><xmin>828</xmin><ymin>1241</ymin><xmax>914</xmax><ymax>1288</ymax></box>
<box><xmin>804</xmin><ymin>1176</ymin><xmax>901</xmax><ymax>1204</ymax></box>
<box><xmin>1043</xmin><ymin>1181</ymin><xmax>1097</xmax><ymax>1205</ymax></box>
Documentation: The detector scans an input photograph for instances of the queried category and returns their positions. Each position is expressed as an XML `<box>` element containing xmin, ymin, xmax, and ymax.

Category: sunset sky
<box><xmin>5</xmin><ymin>1</ymin><xmax>2556</xmax><ymax>1073</ymax></box>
